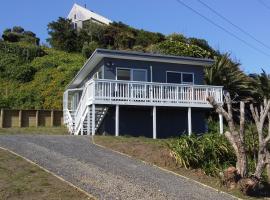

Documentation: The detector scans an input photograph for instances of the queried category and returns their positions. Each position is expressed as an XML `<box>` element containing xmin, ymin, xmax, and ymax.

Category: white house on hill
<box><xmin>67</xmin><ymin>3</ymin><xmax>112</xmax><ymax>29</ymax></box>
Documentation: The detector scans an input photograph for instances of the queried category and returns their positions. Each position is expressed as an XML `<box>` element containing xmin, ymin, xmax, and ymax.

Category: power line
<box><xmin>257</xmin><ymin>0</ymin><xmax>270</xmax><ymax>10</ymax></box>
<box><xmin>175</xmin><ymin>0</ymin><xmax>270</xmax><ymax>58</ymax></box>
<box><xmin>196</xmin><ymin>0</ymin><xmax>270</xmax><ymax>51</ymax></box>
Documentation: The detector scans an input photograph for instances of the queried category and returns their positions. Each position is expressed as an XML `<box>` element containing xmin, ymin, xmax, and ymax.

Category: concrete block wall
<box><xmin>0</xmin><ymin>109</ymin><xmax>63</xmax><ymax>128</ymax></box>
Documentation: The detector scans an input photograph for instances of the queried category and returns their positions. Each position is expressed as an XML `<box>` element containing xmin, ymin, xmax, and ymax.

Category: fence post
<box><xmin>36</xmin><ymin>110</ymin><xmax>39</xmax><ymax>127</ymax></box>
<box><xmin>51</xmin><ymin>110</ymin><xmax>54</xmax><ymax>127</ymax></box>
<box><xmin>18</xmin><ymin>110</ymin><xmax>22</xmax><ymax>127</ymax></box>
<box><xmin>0</xmin><ymin>109</ymin><xmax>4</xmax><ymax>128</ymax></box>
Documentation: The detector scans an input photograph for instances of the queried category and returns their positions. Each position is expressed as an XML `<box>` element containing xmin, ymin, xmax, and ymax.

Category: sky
<box><xmin>0</xmin><ymin>0</ymin><xmax>269</xmax><ymax>74</ymax></box>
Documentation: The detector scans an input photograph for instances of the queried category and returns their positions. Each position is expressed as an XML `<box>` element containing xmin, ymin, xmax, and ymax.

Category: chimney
<box><xmin>84</xmin><ymin>4</ymin><xmax>87</xmax><ymax>8</ymax></box>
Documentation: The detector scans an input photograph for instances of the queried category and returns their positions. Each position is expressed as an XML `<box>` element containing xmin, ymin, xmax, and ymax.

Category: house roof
<box><xmin>67</xmin><ymin>3</ymin><xmax>112</xmax><ymax>25</ymax></box>
<box><xmin>67</xmin><ymin>49</ymin><xmax>214</xmax><ymax>89</ymax></box>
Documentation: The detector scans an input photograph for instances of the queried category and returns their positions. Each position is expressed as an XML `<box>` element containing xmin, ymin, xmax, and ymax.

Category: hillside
<box><xmin>0</xmin><ymin>41</ymin><xmax>85</xmax><ymax>109</ymax></box>
<box><xmin>0</xmin><ymin>19</ymin><xmax>265</xmax><ymax>110</ymax></box>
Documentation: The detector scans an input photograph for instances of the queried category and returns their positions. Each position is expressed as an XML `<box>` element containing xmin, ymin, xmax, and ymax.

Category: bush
<box><xmin>81</xmin><ymin>41</ymin><xmax>99</xmax><ymax>58</ymax></box>
<box><xmin>168</xmin><ymin>133</ymin><xmax>236</xmax><ymax>176</ymax></box>
<box><xmin>149</xmin><ymin>40</ymin><xmax>212</xmax><ymax>58</ymax></box>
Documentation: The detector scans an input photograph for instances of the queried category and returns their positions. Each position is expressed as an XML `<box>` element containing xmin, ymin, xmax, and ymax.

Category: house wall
<box><xmin>102</xmin><ymin>57</ymin><xmax>205</xmax><ymax>84</ymax></box>
<box><xmin>98</xmin><ymin>105</ymin><xmax>208</xmax><ymax>138</ymax></box>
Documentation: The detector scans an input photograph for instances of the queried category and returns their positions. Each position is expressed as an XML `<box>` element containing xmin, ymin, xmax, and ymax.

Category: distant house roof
<box><xmin>67</xmin><ymin>49</ymin><xmax>214</xmax><ymax>89</ymax></box>
<box><xmin>67</xmin><ymin>3</ymin><xmax>112</xmax><ymax>25</ymax></box>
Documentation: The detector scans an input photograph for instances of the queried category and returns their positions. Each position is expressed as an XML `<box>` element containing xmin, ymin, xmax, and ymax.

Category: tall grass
<box><xmin>167</xmin><ymin>133</ymin><xmax>236</xmax><ymax>176</ymax></box>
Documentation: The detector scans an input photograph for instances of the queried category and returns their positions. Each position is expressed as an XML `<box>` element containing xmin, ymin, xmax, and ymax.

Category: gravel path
<box><xmin>0</xmin><ymin>135</ymin><xmax>236</xmax><ymax>200</ymax></box>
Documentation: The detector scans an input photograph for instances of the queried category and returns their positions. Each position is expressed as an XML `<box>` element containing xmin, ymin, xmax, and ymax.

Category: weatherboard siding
<box><xmin>102</xmin><ymin>57</ymin><xmax>205</xmax><ymax>84</ymax></box>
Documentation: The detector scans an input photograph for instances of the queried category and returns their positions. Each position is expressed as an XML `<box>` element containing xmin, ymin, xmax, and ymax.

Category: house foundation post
<box><xmin>153</xmin><ymin>106</ymin><xmax>157</xmax><ymax>139</ymax></box>
<box><xmin>188</xmin><ymin>107</ymin><xmax>192</xmax><ymax>136</ymax></box>
<box><xmin>87</xmin><ymin>106</ymin><xmax>91</xmax><ymax>135</ymax></box>
<box><xmin>219</xmin><ymin>113</ymin><xmax>223</xmax><ymax>134</ymax></box>
<box><xmin>115</xmin><ymin>105</ymin><xmax>119</xmax><ymax>136</ymax></box>
<box><xmin>92</xmin><ymin>104</ymin><xmax>95</xmax><ymax>135</ymax></box>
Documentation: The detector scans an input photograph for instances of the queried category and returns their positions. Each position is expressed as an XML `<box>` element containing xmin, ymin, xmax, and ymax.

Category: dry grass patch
<box><xmin>0</xmin><ymin>127</ymin><xmax>68</xmax><ymax>135</ymax></box>
<box><xmin>0</xmin><ymin>149</ymin><xmax>94</xmax><ymax>200</ymax></box>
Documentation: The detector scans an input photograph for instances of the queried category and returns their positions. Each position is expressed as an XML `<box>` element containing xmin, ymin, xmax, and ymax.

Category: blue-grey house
<box><xmin>63</xmin><ymin>49</ymin><xmax>223</xmax><ymax>138</ymax></box>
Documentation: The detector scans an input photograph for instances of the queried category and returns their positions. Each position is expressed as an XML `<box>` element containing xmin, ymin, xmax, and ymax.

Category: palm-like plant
<box><xmin>249</xmin><ymin>69</ymin><xmax>270</xmax><ymax>102</ymax></box>
<box><xmin>205</xmin><ymin>54</ymin><xmax>252</xmax><ymax>101</ymax></box>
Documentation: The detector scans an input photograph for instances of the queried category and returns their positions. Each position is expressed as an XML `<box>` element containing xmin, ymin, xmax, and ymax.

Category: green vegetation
<box><xmin>1</xmin><ymin>20</ymin><xmax>269</xmax><ymax>109</ymax></box>
<box><xmin>0</xmin><ymin>38</ymin><xmax>85</xmax><ymax>109</ymax></box>
<box><xmin>0</xmin><ymin>149</ymin><xmax>93</xmax><ymax>200</ymax></box>
<box><xmin>168</xmin><ymin>133</ymin><xmax>236</xmax><ymax>176</ymax></box>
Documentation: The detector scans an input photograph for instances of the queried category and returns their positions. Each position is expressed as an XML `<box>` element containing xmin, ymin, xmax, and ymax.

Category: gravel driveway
<box><xmin>0</xmin><ymin>135</ymin><xmax>235</xmax><ymax>200</ymax></box>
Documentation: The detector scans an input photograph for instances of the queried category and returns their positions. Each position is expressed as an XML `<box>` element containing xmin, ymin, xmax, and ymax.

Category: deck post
<box><xmin>153</xmin><ymin>106</ymin><xmax>157</xmax><ymax>139</ymax></box>
<box><xmin>87</xmin><ymin>106</ymin><xmax>91</xmax><ymax>135</ymax></box>
<box><xmin>219</xmin><ymin>113</ymin><xmax>223</xmax><ymax>134</ymax></box>
<box><xmin>115</xmin><ymin>105</ymin><xmax>119</xmax><ymax>136</ymax></box>
<box><xmin>92</xmin><ymin>104</ymin><xmax>95</xmax><ymax>135</ymax></box>
<box><xmin>188</xmin><ymin>107</ymin><xmax>192</xmax><ymax>136</ymax></box>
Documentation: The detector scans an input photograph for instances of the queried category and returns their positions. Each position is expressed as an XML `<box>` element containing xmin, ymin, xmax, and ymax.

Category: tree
<box><xmin>188</xmin><ymin>37</ymin><xmax>218</xmax><ymax>57</ymax></box>
<box><xmin>2</xmin><ymin>26</ymin><xmax>40</xmax><ymax>45</ymax></box>
<box><xmin>81</xmin><ymin>41</ymin><xmax>99</xmax><ymax>58</ymax></box>
<box><xmin>148</xmin><ymin>40</ymin><xmax>211</xmax><ymax>58</ymax></box>
<box><xmin>249</xmin><ymin>70</ymin><xmax>270</xmax><ymax>102</ymax></box>
<box><xmin>208</xmin><ymin>94</ymin><xmax>270</xmax><ymax>195</ymax></box>
<box><xmin>47</xmin><ymin>17</ymin><xmax>78</xmax><ymax>52</ymax></box>
<box><xmin>205</xmin><ymin>54</ymin><xmax>252</xmax><ymax>101</ymax></box>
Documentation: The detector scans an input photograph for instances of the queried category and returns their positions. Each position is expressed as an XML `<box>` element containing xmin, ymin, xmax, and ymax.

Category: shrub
<box><xmin>149</xmin><ymin>40</ymin><xmax>212</xmax><ymax>58</ymax></box>
<box><xmin>81</xmin><ymin>41</ymin><xmax>99</xmax><ymax>58</ymax></box>
<box><xmin>168</xmin><ymin>133</ymin><xmax>236</xmax><ymax>176</ymax></box>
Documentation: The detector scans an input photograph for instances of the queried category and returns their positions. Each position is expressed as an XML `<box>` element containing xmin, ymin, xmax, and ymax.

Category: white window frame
<box><xmin>166</xmin><ymin>71</ymin><xmax>182</xmax><ymax>84</ymax></box>
<box><xmin>166</xmin><ymin>71</ymin><xmax>194</xmax><ymax>84</ymax></box>
<box><xmin>116</xmin><ymin>67</ymin><xmax>131</xmax><ymax>80</ymax></box>
<box><xmin>116</xmin><ymin>67</ymin><xmax>148</xmax><ymax>82</ymax></box>
<box><xmin>181</xmin><ymin>72</ymin><xmax>194</xmax><ymax>84</ymax></box>
<box><xmin>131</xmin><ymin>69</ymin><xmax>148</xmax><ymax>81</ymax></box>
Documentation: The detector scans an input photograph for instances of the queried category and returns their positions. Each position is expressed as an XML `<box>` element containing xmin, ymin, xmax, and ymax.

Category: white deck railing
<box><xmin>90</xmin><ymin>79</ymin><xmax>223</xmax><ymax>107</ymax></box>
<box><xmin>64</xmin><ymin>79</ymin><xmax>223</xmax><ymax>134</ymax></box>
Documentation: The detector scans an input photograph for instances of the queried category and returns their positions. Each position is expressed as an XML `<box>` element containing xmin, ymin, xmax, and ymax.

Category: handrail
<box><xmin>74</xmin><ymin>80</ymin><xmax>95</xmax><ymax>132</ymax></box>
<box><xmin>69</xmin><ymin>79</ymin><xmax>223</xmax><ymax>134</ymax></box>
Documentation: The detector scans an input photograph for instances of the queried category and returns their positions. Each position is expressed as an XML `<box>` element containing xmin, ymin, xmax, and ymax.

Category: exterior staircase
<box><xmin>75</xmin><ymin>106</ymin><xmax>108</xmax><ymax>135</ymax></box>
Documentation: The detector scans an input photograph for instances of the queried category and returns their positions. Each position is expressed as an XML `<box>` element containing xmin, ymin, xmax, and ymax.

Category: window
<box><xmin>166</xmin><ymin>71</ymin><xmax>194</xmax><ymax>84</ymax></box>
<box><xmin>132</xmin><ymin>69</ymin><xmax>147</xmax><ymax>81</ymax></box>
<box><xmin>74</xmin><ymin>14</ymin><xmax>76</xmax><ymax>19</ymax></box>
<box><xmin>166</xmin><ymin>72</ymin><xmax>181</xmax><ymax>84</ymax></box>
<box><xmin>117</xmin><ymin>68</ymin><xmax>130</xmax><ymax>80</ymax></box>
<box><xmin>116</xmin><ymin>68</ymin><xmax>147</xmax><ymax>81</ymax></box>
<box><xmin>182</xmin><ymin>73</ymin><xmax>194</xmax><ymax>84</ymax></box>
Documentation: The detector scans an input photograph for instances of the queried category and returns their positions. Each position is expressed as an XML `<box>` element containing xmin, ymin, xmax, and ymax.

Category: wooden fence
<box><xmin>0</xmin><ymin>109</ymin><xmax>63</xmax><ymax>128</ymax></box>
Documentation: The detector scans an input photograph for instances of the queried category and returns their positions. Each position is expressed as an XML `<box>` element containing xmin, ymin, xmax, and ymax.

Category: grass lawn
<box><xmin>94</xmin><ymin>135</ymin><xmax>258</xmax><ymax>200</ymax></box>
<box><xmin>0</xmin><ymin>127</ymin><xmax>68</xmax><ymax>135</ymax></box>
<box><xmin>0</xmin><ymin>148</ymin><xmax>94</xmax><ymax>200</ymax></box>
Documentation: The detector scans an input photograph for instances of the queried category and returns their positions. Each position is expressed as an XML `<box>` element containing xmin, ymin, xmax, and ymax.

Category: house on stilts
<box><xmin>63</xmin><ymin>49</ymin><xmax>223</xmax><ymax>138</ymax></box>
